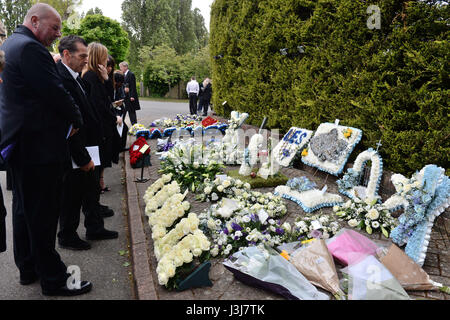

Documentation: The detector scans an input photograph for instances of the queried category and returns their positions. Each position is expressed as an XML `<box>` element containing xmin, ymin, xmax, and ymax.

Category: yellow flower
<box><xmin>301</xmin><ymin>149</ymin><xmax>308</xmax><ymax>157</ymax></box>
<box><xmin>343</xmin><ymin>128</ymin><xmax>353</xmax><ymax>139</ymax></box>
<box><xmin>280</xmin><ymin>250</ymin><xmax>290</xmax><ymax>261</ymax></box>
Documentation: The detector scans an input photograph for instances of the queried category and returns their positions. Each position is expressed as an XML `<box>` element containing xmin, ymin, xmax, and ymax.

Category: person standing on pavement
<box><xmin>56</xmin><ymin>35</ymin><xmax>118</xmax><ymax>251</ymax></box>
<box><xmin>0</xmin><ymin>3</ymin><xmax>92</xmax><ymax>296</ymax></box>
<box><xmin>0</xmin><ymin>46</ymin><xmax>6</xmax><ymax>253</ymax></box>
<box><xmin>119</xmin><ymin>61</ymin><xmax>140</xmax><ymax>125</ymax></box>
<box><xmin>197</xmin><ymin>80</ymin><xmax>204</xmax><ymax>114</ymax></box>
<box><xmin>186</xmin><ymin>76</ymin><xmax>199</xmax><ymax>115</ymax></box>
<box><xmin>200</xmin><ymin>78</ymin><xmax>212</xmax><ymax>117</ymax></box>
<box><xmin>82</xmin><ymin>43</ymin><xmax>122</xmax><ymax>205</ymax></box>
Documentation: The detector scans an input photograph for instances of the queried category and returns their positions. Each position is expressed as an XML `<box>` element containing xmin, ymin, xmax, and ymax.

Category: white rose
<box><xmin>204</xmin><ymin>186</ymin><xmax>212</xmax><ymax>194</ymax></box>
<box><xmin>371</xmin><ymin>221</ymin><xmax>380</xmax><ymax>229</ymax></box>
<box><xmin>223</xmin><ymin>180</ymin><xmax>231</xmax><ymax>188</ymax></box>
<box><xmin>282</xmin><ymin>222</ymin><xmax>291</xmax><ymax>233</ymax></box>
<box><xmin>244</xmin><ymin>183</ymin><xmax>251</xmax><ymax>189</ymax></box>
<box><xmin>366</xmin><ymin>208</ymin><xmax>380</xmax><ymax>220</ymax></box>
<box><xmin>211</xmin><ymin>247</ymin><xmax>219</xmax><ymax>257</ymax></box>
<box><xmin>348</xmin><ymin>219</ymin><xmax>359</xmax><ymax>228</ymax></box>
<box><xmin>217</xmin><ymin>185</ymin><xmax>224</xmax><ymax>192</ymax></box>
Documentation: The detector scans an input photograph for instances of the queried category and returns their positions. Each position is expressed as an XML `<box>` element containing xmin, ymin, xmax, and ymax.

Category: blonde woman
<box><xmin>82</xmin><ymin>42</ymin><xmax>122</xmax><ymax>198</ymax></box>
<box><xmin>200</xmin><ymin>77</ymin><xmax>212</xmax><ymax>116</ymax></box>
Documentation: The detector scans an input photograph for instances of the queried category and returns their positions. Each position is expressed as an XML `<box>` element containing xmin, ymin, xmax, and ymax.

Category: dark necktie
<box><xmin>76</xmin><ymin>76</ymin><xmax>86</xmax><ymax>94</ymax></box>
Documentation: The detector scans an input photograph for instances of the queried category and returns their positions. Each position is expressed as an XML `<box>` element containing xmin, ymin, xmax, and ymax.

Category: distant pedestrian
<box><xmin>200</xmin><ymin>78</ymin><xmax>212</xmax><ymax>116</ymax></box>
<box><xmin>197</xmin><ymin>80</ymin><xmax>204</xmax><ymax>114</ymax></box>
<box><xmin>119</xmin><ymin>61</ymin><xmax>140</xmax><ymax>125</ymax></box>
<box><xmin>186</xmin><ymin>76</ymin><xmax>199</xmax><ymax>115</ymax></box>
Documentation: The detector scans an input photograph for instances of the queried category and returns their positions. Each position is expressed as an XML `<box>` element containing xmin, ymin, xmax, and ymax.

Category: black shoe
<box><xmin>20</xmin><ymin>272</ymin><xmax>39</xmax><ymax>286</ymax></box>
<box><xmin>99</xmin><ymin>205</ymin><xmax>114</xmax><ymax>218</ymax></box>
<box><xmin>86</xmin><ymin>228</ymin><xmax>118</xmax><ymax>240</ymax></box>
<box><xmin>42</xmin><ymin>281</ymin><xmax>92</xmax><ymax>297</ymax></box>
<box><xmin>58</xmin><ymin>237</ymin><xmax>91</xmax><ymax>251</ymax></box>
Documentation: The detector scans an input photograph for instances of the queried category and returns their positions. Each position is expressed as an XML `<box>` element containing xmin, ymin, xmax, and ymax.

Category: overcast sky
<box><xmin>79</xmin><ymin>0</ymin><xmax>214</xmax><ymax>30</ymax></box>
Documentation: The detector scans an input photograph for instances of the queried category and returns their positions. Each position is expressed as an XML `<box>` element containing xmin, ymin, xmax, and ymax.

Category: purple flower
<box><xmin>311</xmin><ymin>229</ymin><xmax>323</xmax><ymax>239</ymax></box>
<box><xmin>276</xmin><ymin>228</ymin><xmax>285</xmax><ymax>235</ymax></box>
<box><xmin>222</xmin><ymin>228</ymin><xmax>229</xmax><ymax>235</ymax></box>
<box><xmin>250</xmin><ymin>214</ymin><xmax>259</xmax><ymax>222</ymax></box>
<box><xmin>231</xmin><ymin>222</ymin><xmax>243</xmax><ymax>231</ymax></box>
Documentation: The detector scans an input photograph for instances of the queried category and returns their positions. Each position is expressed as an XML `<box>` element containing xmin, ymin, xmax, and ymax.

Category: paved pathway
<box><xmin>0</xmin><ymin>151</ymin><xmax>133</xmax><ymax>300</ymax></box>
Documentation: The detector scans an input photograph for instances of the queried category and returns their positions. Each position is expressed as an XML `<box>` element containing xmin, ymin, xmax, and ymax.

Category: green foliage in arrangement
<box><xmin>62</xmin><ymin>14</ymin><xmax>130</xmax><ymax>63</ymax></box>
<box><xmin>210</xmin><ymin>0</ymin><xmax>449</xmax><ymax>175</ymax></box>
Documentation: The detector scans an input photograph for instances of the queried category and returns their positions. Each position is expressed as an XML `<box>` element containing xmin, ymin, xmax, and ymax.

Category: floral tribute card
<box><xmin>273</xmin><ymin>127</ymin><xmax>313</xmax><ymax>167</ymax></box>
<box><xmin>301</xmin><ymin>122</ymin><xmax>362</xmax><ymax>176</ymax></box>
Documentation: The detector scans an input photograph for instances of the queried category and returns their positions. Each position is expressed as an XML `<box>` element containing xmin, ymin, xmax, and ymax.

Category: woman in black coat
<box><xmin>82</xmin><ymin>43</ymin><xmax>122</xmax><ymax>192</ymax></box>
<box><xmin>111</xmin><ymin>72</ymin><xmax>129</xmax><ymax>157</ymax></box>
<box><xmin>201</xmin><ymin>78</ymin><xmax>212</xmax><ymax>116</ymax></box>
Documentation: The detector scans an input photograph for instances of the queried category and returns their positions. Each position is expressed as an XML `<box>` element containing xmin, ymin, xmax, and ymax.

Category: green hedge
<box><xmin>210</xmin><ymin>0</ymin><xmax>449</xmax><ymax>176</ymax></box>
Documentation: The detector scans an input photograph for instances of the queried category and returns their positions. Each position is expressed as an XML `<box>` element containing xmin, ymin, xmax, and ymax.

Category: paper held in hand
<box><xmin>72</xmin><ymin>146</ymin><xmax>101</xmax><ymax>169</ymax></box>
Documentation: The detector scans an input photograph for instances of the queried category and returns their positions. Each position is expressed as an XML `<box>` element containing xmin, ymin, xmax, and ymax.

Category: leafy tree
<box><xmin>0</xmin><ymin>0</ymin><xmax>32</xmax><ymax>35</ymax></box>
<box><xmin>121</xmin><ymin>0</ymin><xmax>210</xmax><ymax>74</ymax></box>
<box><xmin>85</xmin><ymin>7</ymin><xmax>103</xmax><ymax>17</ymax></box>
<box><xmin>192</xmin><ymin>8</ymin><xmax>209</xmax><ymax>49</ymax></box>
<box><xmin>142</xmin><ymin>44</ymin><xmax>182</xmax><ymax>96</ymax></box>
<box><xmin>32</xmin><ymin>0</ymin><xmax>82</xmax><ymax>20</ymax></box>
<box><xmin>62</xmin><ymin>14</ymin><xmax>130</xmax><ymax>63</ymax></box>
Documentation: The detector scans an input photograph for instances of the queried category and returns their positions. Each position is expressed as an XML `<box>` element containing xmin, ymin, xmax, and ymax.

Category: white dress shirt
<box><xmin>186</xmin><ymin>80</ymin><xmax>199</xmax><ymax>95</ymax></box>
<box><xmin>62</xmin><ymin>61</ymin><xmax>85</xmax><ymax>94</ymax></box>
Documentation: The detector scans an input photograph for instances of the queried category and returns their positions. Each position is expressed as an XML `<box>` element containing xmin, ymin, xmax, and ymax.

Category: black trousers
<box><xmin>10</xmin><ymin>162</ymin><xmax>68</xmax><ymax>291</ymax></box>
<box><xmin>189</xmin><ymin>93</ymin><xmax>198</xmax><ymax>115</ymax></box>
<box><xmin>201</xmin><ymin>99</ymin><xmax>210</xmax><ymax>116</ymax></box>
<box><xmin>124</xmin><ymin>105</ymin><xmax>137</xmax><ymax>125</ymax></box>
<box><xmin>0</xmin><ymin>184</ymin><xmax>6</xmax><ymax>253</ymax></box>
<box><xmin>82</xmin><ymin>167</ymin><xmax>105</xmax><ymax>224</ymax></box>
<box><xmin>58</xmin><ymin>167</ymin><xmax>104</xmax><ymax>241</ymax></box>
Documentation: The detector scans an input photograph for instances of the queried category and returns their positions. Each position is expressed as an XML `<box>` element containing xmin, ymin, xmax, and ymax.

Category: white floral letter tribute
<box><xmin>272</xmin><ymin>127</ymin><xmax>313</xmax><ymax>167</ymax></box>
<box><xmin>337</xmin><ymin>148</ymin><xmax>383</xmax><ymax>202</ymax></box>
<box><xmin>302</xmin><ymin>121</ymin><xmax>362</xmax><ymax>176</ymax></box>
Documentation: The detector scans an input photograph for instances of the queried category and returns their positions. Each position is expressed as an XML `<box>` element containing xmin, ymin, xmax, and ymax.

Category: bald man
<box><xmin>0</xmin><ymin>3</ymin><xmax>92</xmax><ymax>296</ymax></box>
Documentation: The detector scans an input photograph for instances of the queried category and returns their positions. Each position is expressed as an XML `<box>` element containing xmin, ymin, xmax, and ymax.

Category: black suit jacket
<box><xmin>0</xmin><ymin>184</ymin><xmax>6</xmax><ymax>253</ymax></box>
<box><xmin>124</xmin><ymin>70</ymin><xmax>140</xmax><ymax>111</ymax></box>
<box><xmin>56</xmin><ymin>61</ymin><xmax>103</xmax><ymax>168</ymax></box>
<box><xmin>0</xmin><ymin>25</ymin><xmax>83</xmax><ymax>165</ymax></box>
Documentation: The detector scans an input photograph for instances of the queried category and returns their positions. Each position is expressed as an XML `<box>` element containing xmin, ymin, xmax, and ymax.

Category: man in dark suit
<box><xmin>56</xmin><ymin>36</ymin><xmax>118</xmax><ymax>251</ymax></box>
<box><xmin>0</xmin><ymin>3</ymin><xmax>91</xmax><ymax>296</ymax></box>
<box><xmin>119</xmin><ymin>61</ymin><xmax>140</xmax><ymax>125</ymax></box>
<box><xmin>0</xmin><ymin>47</ymin><xmax>6</xmax><ymax>253</ymax></box>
